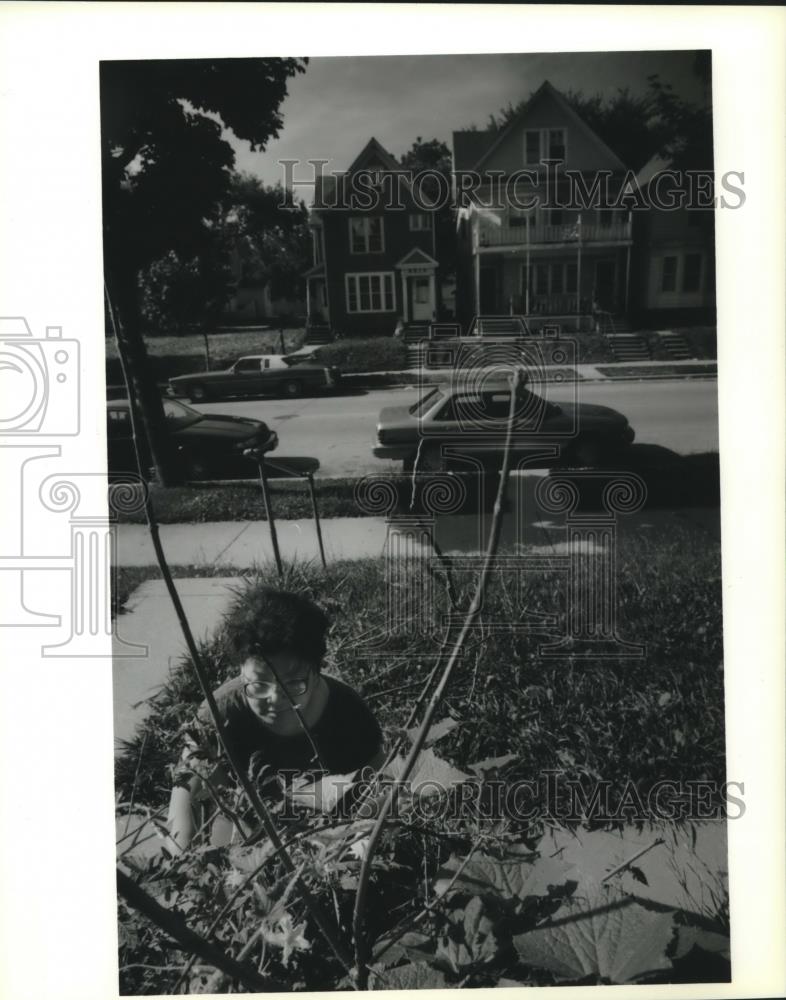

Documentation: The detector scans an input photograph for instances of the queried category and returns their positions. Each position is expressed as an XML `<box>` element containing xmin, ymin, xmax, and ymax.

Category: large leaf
<box><xmin>286</xmin><ymin>771</ymin><xmax>358</xmax><ymax>813</ymax></box>
<box><xmin>433</xmin><ymin>850</ymin><xmax>571</xmax><ymax>907</ymax></box>
<box><xmin>227</xmin><ymin>839</ymin><xmax>275</xmax><ymax>874</ymax></box>
<box><xmin>673</xmin><ymin>925</ymin><xmax>730</xmax><ymax>962</ymax></box>
<box><xmin>513</xmin><ymin>887</ymin><xmax>676</xmax><ymax>984</ymax></box>
<box><xmin>436</xmin><ymin>896</ymin><xmax>498</xmax><ymax>972</ymax></box>
<box><xmin>467</xmin><ymin>752</ymin><xmax>518</xmax><ymax>777</ymax></box>
<box><xmin>384</xmin><ymin>747</ymin><xmax>471</xmax><ymax>796</ymax></box>
<box><xmin>406</xmin><ymin>716</ymin><xmax>459</xmax><ymax>746</ymax></box>
<box><xmin>538</xmin><ymin>822</ymin><xmax>728</xmax><ymax>918</ymax></box>
<box><xmin>372</xmin><ymin>931</ymin><xmax>434</xmax><ymax>969</ymax></box>
<box><xmin>369</xmin><ymin>961</ymin><xmax>447</xmax><ymax>990</ymax></box>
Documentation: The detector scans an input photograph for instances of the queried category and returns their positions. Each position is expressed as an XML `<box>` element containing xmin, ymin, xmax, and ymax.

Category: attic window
<box><xmin>548</xmin><ymin>129</ymin><xmax>566</xmax><ymax>160</ymax></box>
<box><xmin>524</xmin><ymin>128</ymin><xmax>568</xmax><ymax>165</ymax></box>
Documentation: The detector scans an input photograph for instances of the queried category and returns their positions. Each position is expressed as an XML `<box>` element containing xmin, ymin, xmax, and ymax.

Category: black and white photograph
<box><xmin>0</xmin><ymin>5</ymin><xmax>784</xmax><ymax>1000</ymax></box>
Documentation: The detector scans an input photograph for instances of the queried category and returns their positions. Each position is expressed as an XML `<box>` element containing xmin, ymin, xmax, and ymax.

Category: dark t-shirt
<box><xmin>195</xmin><ymin>674</ymin><xmax>382</xmax><ymax>777</ymax></box>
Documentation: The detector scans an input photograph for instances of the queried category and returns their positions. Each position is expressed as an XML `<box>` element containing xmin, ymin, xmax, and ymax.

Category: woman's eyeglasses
<box><xmin>244</xmin><ymin>675</ymin><xmax>310</xmax><ymax>700</ymax></box>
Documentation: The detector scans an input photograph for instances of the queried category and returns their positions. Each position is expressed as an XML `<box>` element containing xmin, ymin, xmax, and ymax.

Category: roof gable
<box><xmin>395</xmin><ymin>247</ymin><xmax>439</xmax><ymax>269</ymax></box>
<box><xmin>346</xmin><ymin>137</ymin><xmax>401</xmax><ymax>175</ymax></box>
<box><xmin>468</xmin><ymin>81</ymin><xmax>627</xmax><ymax>174</ymax></box>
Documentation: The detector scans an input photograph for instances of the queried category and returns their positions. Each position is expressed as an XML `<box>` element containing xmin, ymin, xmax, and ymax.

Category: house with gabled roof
<box><xmin>452</xmin><ymin>81</ymin><xmax>636</xmax><ymax>332</ymax></box>
<box><xmin>306</xmin><ymin>137</ymin><xmax>451</xmax><ymax>338</ymax></box>
<box><xmin>630</xmin><ymin>155</ymin><xmax>716</xmax><ymax>327</ymax></box>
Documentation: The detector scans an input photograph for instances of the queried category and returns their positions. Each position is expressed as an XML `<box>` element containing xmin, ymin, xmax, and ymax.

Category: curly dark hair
<box><xmin>227</xmin><ymin>587</ymin><xmax>329</xmax><ymax>668</ymax></box>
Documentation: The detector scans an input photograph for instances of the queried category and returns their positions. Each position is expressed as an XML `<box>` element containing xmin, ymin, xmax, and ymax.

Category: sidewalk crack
<box><xmin>212</xmin><ymin>522</ymin><xmax>252</xmax><ymax>564</ymax></box>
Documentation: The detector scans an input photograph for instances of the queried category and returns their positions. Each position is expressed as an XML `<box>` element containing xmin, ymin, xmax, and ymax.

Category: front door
<box><xmin>411</xmin><ymin>276</ymin><xmax>432</xmax><ymax>321</ymax></box>
<box><xmin>309</xmin><ymin>279</ymin><xmax>328</xmax><ymax>322</ymax></box>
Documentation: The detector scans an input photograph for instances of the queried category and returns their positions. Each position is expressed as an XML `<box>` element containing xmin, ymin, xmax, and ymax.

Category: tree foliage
<box><xmin>100</xmin><ymin>57</ymin><xmax>306</xmax><ymax>483</ymax></box>
<box><xmin>101</xmin><ymin>58</ymin><xmax>307</xmax><ymax>272</ymax></box>
<box><xmin>222</xmin><ymin>174</ymin><xmax>311</xmax><ymax>302</ymax></box>
<box><xmin>138</xmin><ymin>249</ymin><xmax>234</xmax><ymax>335</ymax></box>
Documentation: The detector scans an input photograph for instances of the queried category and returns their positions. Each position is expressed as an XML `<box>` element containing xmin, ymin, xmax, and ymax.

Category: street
<box><xmin>190</xmin><ymin>378</ymin><xmax>719</xmax><ymax>478</ymax></box>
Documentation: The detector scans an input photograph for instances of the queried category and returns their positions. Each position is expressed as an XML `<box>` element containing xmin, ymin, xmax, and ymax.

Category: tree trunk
<box><xmin>106</xmin><ymin>266</ymin><xmax>183</xmax><ymax>486</ymax></box>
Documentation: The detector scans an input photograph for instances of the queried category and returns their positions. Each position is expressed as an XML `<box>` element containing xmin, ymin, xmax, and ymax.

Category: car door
<box><xmin>230</xmin><ymin>358</ymin><xmax>263</xmax><ymax>395</ymax></box>
<box><xmin>430</xmin><ymin>390</ymin><xmax>550</xmax><ymax>464</ymax></box>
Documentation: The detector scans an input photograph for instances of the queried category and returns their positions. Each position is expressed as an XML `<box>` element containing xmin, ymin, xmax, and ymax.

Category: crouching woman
<box><xmin>167</xmin><ymin>588</ymin><xmax>384</xmax><ymax>851</ymax></box>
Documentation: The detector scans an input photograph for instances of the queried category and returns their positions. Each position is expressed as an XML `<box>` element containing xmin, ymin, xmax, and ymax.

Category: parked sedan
<box><xmin>168</xmin><ymin>353</ymin><xmax>338</xmax><ymax>402</ymax></box>
<box><xmin>107</xmin><ymin>397</ymin><xmax>278</xmax><ymax>480</ymax></box>
<box><xmin>373</xmin><ymin>380</ymin><xmax>635</xmax><ymax>472</ymax></box>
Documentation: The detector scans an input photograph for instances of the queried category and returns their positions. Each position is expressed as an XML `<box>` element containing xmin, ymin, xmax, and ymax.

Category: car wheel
<box><xmin>179</xmin><ymin>451</ymin><xmax>209</xmax><ymax>479</ymax></box>
<box><xmin>282</xmin><ymin>379</ymin><xmax>302</xmax><ymax>397</ymax></box>
<box><xmin>566</xmin><ymin>438</ymin><xmax>603</xmax><ymax>468</ymax></box>
<box><xmin>189</xmin><ymin>384</ymin><xmax>208</xmax><ymax>403</ymax></box>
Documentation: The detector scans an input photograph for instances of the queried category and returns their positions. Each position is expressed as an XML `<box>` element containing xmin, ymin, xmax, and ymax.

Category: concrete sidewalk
<box><xmin>341</xmin><ymin>358</ymin><xmax>717</xmax><ymax>389</ymax></box>
<box><xmin>116</xmin><ymin>505</ymin><xmax>721</xmax><ymax>568</ymax></box>
<box><xmin>110</xmin><ymin>358</ymin><xmax>717</xmax><ymax>399</ymax></box>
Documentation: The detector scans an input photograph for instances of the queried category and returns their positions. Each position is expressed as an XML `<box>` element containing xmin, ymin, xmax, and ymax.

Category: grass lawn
<box><xmin>114</xmin><ymin>478</ymin><xmax>364</xmax><ymax>524</ymax></box>
<box><xmin>116</xmin><ymin>526</ymin><xmax>724</xmax><ymax>806</ymax></box>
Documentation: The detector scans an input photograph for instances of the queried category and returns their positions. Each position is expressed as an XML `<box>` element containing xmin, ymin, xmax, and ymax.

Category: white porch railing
<box><xmin>477</xmin><ymin>219</ymin><xmax>631</xmax><ymax>247</ymax></box>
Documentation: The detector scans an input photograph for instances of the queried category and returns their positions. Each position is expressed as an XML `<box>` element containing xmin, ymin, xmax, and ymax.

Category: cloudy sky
<box><xmin>229</xmin><ymin>50</ymin><xmax>710</xmax><ymax>194</ymax></box>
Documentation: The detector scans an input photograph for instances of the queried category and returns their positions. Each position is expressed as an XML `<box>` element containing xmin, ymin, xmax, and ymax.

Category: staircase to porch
<box><xmin>303</xmin><ymin>322</ymin><xmax>333</xmax><ymax>346</ymax></box>
<box><xmin>655</xmin><ymin>330</ymin><xmax>694</xmax><ymax>360</ymax></box>
<box><xmin>606</xmin><ymin>333</ymin><xmax>651</xmax><ymax>362</ymax></box>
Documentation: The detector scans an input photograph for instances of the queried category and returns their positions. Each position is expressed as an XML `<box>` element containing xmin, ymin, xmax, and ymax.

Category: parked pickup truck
<box><xmin>169</xmin><ymin>354</ymin><xmax>339</xmax><ymax>402</ymax></box>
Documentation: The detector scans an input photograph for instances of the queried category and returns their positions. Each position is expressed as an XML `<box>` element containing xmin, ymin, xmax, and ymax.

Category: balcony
<box><xmin>477</xmin><ymin>218</ymin><xmax>632</xmax><ymax>249</ymax></box>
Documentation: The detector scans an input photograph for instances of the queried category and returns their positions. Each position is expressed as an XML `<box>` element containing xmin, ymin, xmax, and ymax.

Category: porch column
<box><xmin>429</xmin><ymin>273</ymin><xmax>436</xmax><ymax>321</ymax></box>
<box><xmin>525</xmin><ymin>214</ymin><xmax>531</xmax><ymax>314</ymax></box>
<box><xmin>401</xmin><ymin>273</ymin><xmax>409</xmax><ymax>322</ymax></box>
<box><xmin>624</xmin><ymin>245</ymin><xmax>631</xmax><ymax>313</ymax></box>
<box><xmin>474</xmin><ymin>252</ymin><xmax>480</xmax><ymax>316</ymax></box>
<box><xmin>576</xmin><ymin>217</ymin><xmax>582</xmax><ymax>331</ymax></box>
<box><xmin>306</xmin><ymin>279</ymin><xmax>311</xmax><ymax>319</ymax></box>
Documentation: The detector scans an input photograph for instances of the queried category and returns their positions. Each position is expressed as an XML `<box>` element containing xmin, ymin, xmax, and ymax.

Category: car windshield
<box><xmin>282</xmin><ymin>353</ymin><xmax>316</xmax><ymax>367</ymax></box>
<box><xmin>409</xmin><ymin>387</ymin><xmax>445</xmax><ymax>417</ymax></box>
<box><xmin>162</xmin><ymin>398</ymin><xmax>203</xmax><ymax>428</ymax></box>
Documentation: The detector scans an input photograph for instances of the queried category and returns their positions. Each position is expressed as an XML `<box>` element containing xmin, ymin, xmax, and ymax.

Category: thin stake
<box><xmin>107</xmin><ymin>284</ymin><xmax>354</xmax><ymax>979</ymax></box>
<box><xmin>307</xmin><ymin>472</ymin><xmax>327</xmax><ymax>568</ymax></box>
<box><xmin>351</xmin><ymin>370</ymin><xmax>525</xmax><ymax>986</ymax></box>
<box><xmin>257</xmin><ymin>456</ymin><xmax>283</xmax><ymax>578</ymax></box>
<box><xmin>601</xmin><ymin>837</ymin><xmax>665</xmax><ymax>883</ymax></box>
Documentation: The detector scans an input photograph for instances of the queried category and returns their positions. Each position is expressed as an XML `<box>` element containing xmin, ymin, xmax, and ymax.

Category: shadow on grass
<box><xmin>561</xmin><ymin>446</ymin><xmax>720</xmax><ymax>510</ymax></box>
<box><xmin>397</xmin><ymin>449</ymin><xmax>719</xmax><ymax>518</ymax></box>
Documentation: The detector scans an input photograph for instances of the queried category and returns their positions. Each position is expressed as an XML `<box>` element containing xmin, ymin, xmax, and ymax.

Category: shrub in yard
<box><xmin>115</xmin><ymin>531</ymin><xmax>728</xmax><ymax>994</ymax></box>
<box><xmin>315</xmin><ymin>336</ymin><xmax>408</xmax><ymax>373</ymax></box>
